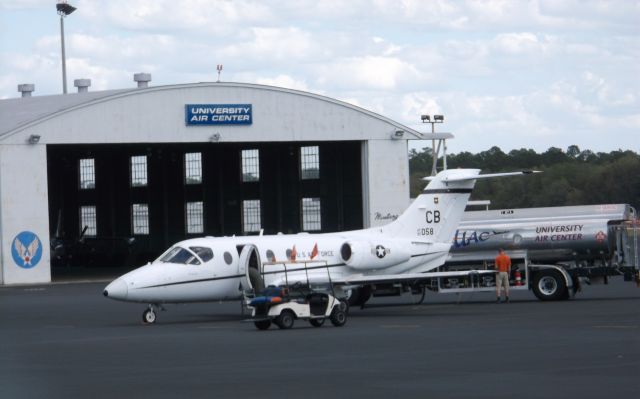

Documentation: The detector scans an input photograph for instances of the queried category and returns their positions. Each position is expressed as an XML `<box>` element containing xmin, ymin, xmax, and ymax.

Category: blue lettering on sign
<box><xmin>185</xmin><ymin>104</ymin><xmax>252</xmax><ymax>125</ymax></box>
<box><xmin>11</xmin><ymin>231</ymin><xmax>43</xmax><ymax>269</ymax></box>
<box><xmin>452</xmin><ymin>229</ymin><xmax>491</xmax><ymax>248</ymax></box>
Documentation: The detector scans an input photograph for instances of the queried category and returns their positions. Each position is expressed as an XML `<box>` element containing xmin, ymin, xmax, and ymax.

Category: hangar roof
<box><xmin>0</xmin><ymin>88</ymin><xmax>133</xmax><ymax>137</ymax></box>
<box><xmin>0</xmin><ymin>82</ymin><xmax>449</xmax><ymax>143</ymax></box>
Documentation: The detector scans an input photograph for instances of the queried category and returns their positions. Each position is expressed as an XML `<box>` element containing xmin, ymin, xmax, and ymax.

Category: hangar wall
<box><xmin>0</xmin><ymin>144</ymin><xmax>51</xmax><ymax>284</ymax></box>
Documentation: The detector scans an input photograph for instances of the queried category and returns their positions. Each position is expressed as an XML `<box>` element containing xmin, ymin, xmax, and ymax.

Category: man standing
<box><xmin>495</xmin><ymin>248</ymin><xmax>511</xmax><ymax>303</ymax></box>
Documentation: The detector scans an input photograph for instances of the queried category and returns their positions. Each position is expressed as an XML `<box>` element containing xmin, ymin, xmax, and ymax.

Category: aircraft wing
<box><xmin>333</xmin><ymin>269</ymin><xmax>497</xmax><ymax>286</ymax></box>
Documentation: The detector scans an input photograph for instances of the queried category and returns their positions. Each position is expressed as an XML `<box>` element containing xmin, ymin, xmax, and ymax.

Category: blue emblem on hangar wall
<box><xmin>11</xmin><ymin>231</ymin><xmax>43</xmax><ymax>269</ymax></box>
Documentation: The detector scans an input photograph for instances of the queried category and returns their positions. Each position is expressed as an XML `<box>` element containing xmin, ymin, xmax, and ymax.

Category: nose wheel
<box><xmin>142</xmin><ymin>305</ymin><xmax>157</xmax><ymax>324</ymax></box>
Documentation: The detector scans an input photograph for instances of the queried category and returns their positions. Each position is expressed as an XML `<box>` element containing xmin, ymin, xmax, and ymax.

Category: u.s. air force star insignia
<box><xmin>375</xmin><ymin>245</ymin><xmax>386</xmax><ymax>259</ymax></box>
<box><xmin>434</xmin><ymin>197</ymin><xmax>439</xmax><ymax>204</ymax></box>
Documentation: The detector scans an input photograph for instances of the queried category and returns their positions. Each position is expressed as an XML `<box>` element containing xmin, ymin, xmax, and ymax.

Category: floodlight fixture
<box><xmin>28</xmin><ymin>135</ymin><xmax>41</xmax><ymax>145</ymax></box>
<box><xmin>391</xmin><ymin>130</ymin><xmax>405</xmax><ymax>139</ymax></box>
<box><xmin>56</xmin><ymin>1</ymin><xmax>76</xmax><ymax>16</ymax></box>
<box><xmin>420</xmin><ymin>113</ymin><xmax>447</xmax><ymax>176</ymax></box>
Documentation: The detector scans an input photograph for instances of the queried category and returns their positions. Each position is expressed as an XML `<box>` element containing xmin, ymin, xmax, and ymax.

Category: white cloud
<box><xmin>315</xmin><ymin>56</ymin><xmax>424</xmax><ymax>91</ymax></box>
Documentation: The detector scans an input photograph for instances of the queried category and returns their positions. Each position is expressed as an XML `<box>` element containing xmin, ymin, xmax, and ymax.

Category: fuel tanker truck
<box><xmin>347</xmin><ymin>204</ymin><xmax>639</xmax><ymax>306</ymax></box>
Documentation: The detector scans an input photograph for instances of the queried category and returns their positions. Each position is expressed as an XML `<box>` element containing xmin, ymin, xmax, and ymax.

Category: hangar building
<box><xmin>0</xmin><ymin>79</ymin><xmax>443</xmax><ymax>285</ymax></box>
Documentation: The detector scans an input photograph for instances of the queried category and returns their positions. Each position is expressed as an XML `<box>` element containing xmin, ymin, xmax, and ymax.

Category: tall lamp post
<box><xmin>421</xmin><ymin>114</ymin><xmax>445</xmax><ymax>176</ymax></box>
<box><xmin>56</xmin><ymin>1</ymin><xmax>76</xmax><ymax>94</ymax></box>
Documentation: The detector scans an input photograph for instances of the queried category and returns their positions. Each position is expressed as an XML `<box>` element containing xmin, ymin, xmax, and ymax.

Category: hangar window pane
<box><xmin>241</xmin><ymin>149</ymin><xmax>260</xmax><ymax>182</ymax></box>
<box><xmin>242</xmin><ymin>200</ymin><xmax>261</xmax><ymax>233</ymax></box>
<box><xmin>300</xmin><ymin>146</ymin><xmax>319</xmax><ymax>179</ymax></box>
<box><xmin>301</xmin><ymin>197</ymin><xmax>321</xmax><ymax>231</ymax></box>
<box><xmin>80</xmin><ymin>205</ymin><xmax>97</xmax><ymax>236</ymax></box>
<box><xmin>185</xmin><ymin>152</ymin><xmax>202</xmax><ymax>184</ymax></box>
<box><xmin>130</xmin><ymin>155</ymin><xmax>148</xmax><ymax>187</ymax></box>
<box><xmin>132</xmin><ymin>203</ymin><xmax>149</xmax><ymax>235</ymax></box>
<box><xmin>79</xmin><ymin>158</ymin><xmax>95</xmax><ymax>189</ymax></box>
<box><xmin>186</xmin><ymin>201</ymin><xmax>204</xmax><ymax>234</ymax></box>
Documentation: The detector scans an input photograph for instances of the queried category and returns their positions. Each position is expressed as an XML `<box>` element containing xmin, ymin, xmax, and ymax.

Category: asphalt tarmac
<box><xmin>1</xmin><ymin>278</ymin><xmax>639</xmax><ymax>399</ymax></box>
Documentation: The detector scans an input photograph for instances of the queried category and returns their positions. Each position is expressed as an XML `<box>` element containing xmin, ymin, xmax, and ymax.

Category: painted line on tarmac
<box><xmin>592</xmin><ymin>325</ymin><xmax>639</xmax><ymax>329</ymax></box>
<box><xmin>380</xmin><ymin>324</ymin><xmax>421</xmax><ymax>329</ymax></box>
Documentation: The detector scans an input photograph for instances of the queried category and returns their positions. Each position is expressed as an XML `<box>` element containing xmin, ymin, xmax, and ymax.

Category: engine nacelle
<box><xmin>340</xmin><ymin>239</ymin><xmax>411</xmax><ymax>270</ymax></box>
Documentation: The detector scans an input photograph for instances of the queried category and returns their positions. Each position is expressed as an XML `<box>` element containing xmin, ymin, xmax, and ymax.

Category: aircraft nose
<box><xmin>103</xmin><ymin>278</ymin><xmax>128</xmax><ymax>300</ymax></box>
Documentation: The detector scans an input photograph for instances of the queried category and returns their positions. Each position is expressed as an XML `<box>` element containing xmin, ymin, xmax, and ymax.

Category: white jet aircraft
<box><xmin>104</xmin><ymin>168</ymin><xmax>537</xmax><ymax>323</ymax></box>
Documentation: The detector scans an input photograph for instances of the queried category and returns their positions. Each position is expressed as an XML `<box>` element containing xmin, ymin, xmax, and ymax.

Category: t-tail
<box><xmin>381</xmin><ymin>169</ymin><xmax>539</xmax><ymax>243</ymax></box>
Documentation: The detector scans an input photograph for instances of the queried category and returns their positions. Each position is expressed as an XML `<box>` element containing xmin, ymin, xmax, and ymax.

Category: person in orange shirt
<box><xmin>495</xmin><ymin>248</ymin><xmax>511</xmax><ymax>303</ymax></box>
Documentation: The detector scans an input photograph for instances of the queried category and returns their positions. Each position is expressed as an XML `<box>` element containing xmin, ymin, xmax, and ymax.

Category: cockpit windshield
<box><xmin>158</xmin><ymin>247</ymin><xmax>201</xmax><ymax>265</ymax></box>
<box><xmin>189</xmin><ymin>247</ymin><xmax>213</xmax><ymax>262</ymax></box>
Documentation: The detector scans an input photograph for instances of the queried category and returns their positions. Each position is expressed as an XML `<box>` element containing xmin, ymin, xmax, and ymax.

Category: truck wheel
<box><xmin>533</xmin><ymin>270</ymin><xmax>567</xmax><ymax>301</ymax></box>
<box><xmin>254</xmin><ymin>320</ymin><xmax>271</xmax><ymax>330</ymax></box>
<box><xmin>310</xmin><ymin>318</ymin><xmax>325</xmax><ymax>327</ymax></box>
<box><xmin>275</xmin><ymin>310</ymin><xmax>295</xmax><ymax>329</ymax></box>
<box><xmin>330</xmin><ymin>308</ymin><xmax>347</xmax><ymax>327</ymax></box>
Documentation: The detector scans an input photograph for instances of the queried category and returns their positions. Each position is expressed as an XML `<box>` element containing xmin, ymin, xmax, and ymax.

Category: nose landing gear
<box><xmin>142</xmin><ymin>304</ymin><xmax>164</xmax><ymax>324</ymax></box>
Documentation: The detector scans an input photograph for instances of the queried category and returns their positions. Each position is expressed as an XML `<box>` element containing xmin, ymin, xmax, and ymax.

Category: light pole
<box><xmin>421</xmin><ymin>114</ymin><xmax>445</xmax><ymax>176</ymax></box>
<box><xmin>56</xmin><ymin>1</ymin><xmax>76</xmax><ymax>94</ymax></box>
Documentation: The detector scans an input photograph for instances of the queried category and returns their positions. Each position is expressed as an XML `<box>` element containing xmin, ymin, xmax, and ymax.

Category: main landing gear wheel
<box><xmin>254</xmin><ymin>320</ymin><xmax>271</xmax><ymax>330</ymax></box>
<box><xmin>533</xmin><ymin>270</ymin><xmax>568</xmax><ymax>301</ymax></box>
<box><xmin>142</xmin><ymin>307</ymin><xmax>157</xmax><ymax>324</ymax></box>
<box><xmin>310</xmin><ymin>318</ymin><xmax>325</xmax><ymax>328</ymax></box>
<box><xmin>330</xmin><ymin>308</ymin><xmax>347</xmax><ymax>327</ymax></box>
<box><xmin>347</xmin><ymin>286</ymin><xmax>372</xmax><ymax>307</ymax></box>
<box><xmin>275</xmin><ymin>310</ymin><xmax>295</xmax><ymax>329</ymax></box>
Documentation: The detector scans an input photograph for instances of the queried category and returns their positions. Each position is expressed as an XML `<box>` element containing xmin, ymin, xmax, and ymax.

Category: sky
<box><xmin>1</xmin><ymin>0</ymin><xmax>638</xmax><ymax>154</ymax></box>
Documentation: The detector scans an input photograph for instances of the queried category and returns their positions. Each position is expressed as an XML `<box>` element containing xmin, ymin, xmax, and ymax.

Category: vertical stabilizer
<box><xmin>382</xmin><ymin>169</ymin><xmax>481</xmax><ymax>243</ymax></box>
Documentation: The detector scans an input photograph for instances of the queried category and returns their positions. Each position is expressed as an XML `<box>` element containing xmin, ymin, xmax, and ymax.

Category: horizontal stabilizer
<box><xmin>423</xmin><ymin>170</ymin><xmax>541</xmax><ymax>182</ymax></box>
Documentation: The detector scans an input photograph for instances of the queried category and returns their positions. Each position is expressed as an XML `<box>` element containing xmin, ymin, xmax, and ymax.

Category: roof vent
<box><xmin>134</xmin><ymin>73</ymin><xmax>151</xmax><ymax>88</ymax></box>
<box><xmin>74</xmin><ymin>79</ymin><xmax>91</xmax><ymax>93</ymax></box>
<box><xmin>18</xmin><ymin>84</ymin><xmax>35</xmax><ymax>97</ymax></box>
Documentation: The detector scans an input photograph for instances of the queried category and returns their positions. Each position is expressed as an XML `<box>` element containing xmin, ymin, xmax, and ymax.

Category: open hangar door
<box><xmin>46</xmin><ymin>141</ymin><xmax>363</xmax><ymax>277</ymax></box>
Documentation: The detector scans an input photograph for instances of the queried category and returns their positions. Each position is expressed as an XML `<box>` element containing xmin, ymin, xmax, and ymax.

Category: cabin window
<box><xmin>186</xmin><ymin>201</ymin><xmax>204</xmax><ymax>234</ymax></box>
<box><xmin>79</xmin><ymin>158</ymin><xmax>95</xmax><ymax>189</ymax></box>
<box><xmin>132</xmin><ymin>204</ymin><xmax>149</xmax><ymax>235</ymax></box>
<box><xmin>223</xmin><ymin>252</ymin><xmax>233</xmax><ymax>265</ymax></box>
<box><xmin>266</xmin><ymin>250</ymin><xmax>276</xmax><ymax>262</ymax></box>
<box><xmin>300</xmin><ymin>146</ymin><xmax>319</xmax><ymax>179</ymax></box>
<box><xmin>184</xmin><ymin>152</ymin><xmax>202</xmax><ymax>184</ymax></box>
<box><xmin>159</xmin><ymin>247</ymin><xmax>201</xmax><ymax>265</ymax></box>
<box><xmin>241</xmin><ymin>149</ymin><xmax>260</xmax><ymax>182</ymax></box>
<box><xmin>190</xmin><ymin>246</ymin><xmax>213</xmax><ymax>262</ymax></box>
<box><xmin>130</xmin><ymin>155</ymin><xmax>148</xmax><ymax>187</ymax></box>
<box><xmin>79</xmin><ymin>205</ymin><xmax>97</xmax><ymax>236</ymax></box>
<box><xmin>242</xmin><ymin>199</ymin><xmax>261</xmax><ymax>233</ymax></box>
<box><xmin>301</xmin><ymin>197</ymin><xmax>321</xmax><ymax>231</ymax></box>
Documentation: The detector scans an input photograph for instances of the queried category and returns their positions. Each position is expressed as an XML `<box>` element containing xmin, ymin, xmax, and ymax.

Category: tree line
<box><xmin>409</xmin><ymin>145</ymin><xmax>640</xmax><ymax>211</ymax></box>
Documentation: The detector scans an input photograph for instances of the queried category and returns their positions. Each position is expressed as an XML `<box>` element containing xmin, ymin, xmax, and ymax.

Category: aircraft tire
<box><xmin>330</xmin><ymin>308</ymin><xmax>347</xmax><ymax>327</ymax></box>
<box><xmin>275</xmin><ymin>310</ymin><xmax>295</xmax><ymax>329</ymax></box>
<box><xmin>254</xmin><ymin>320</ymin><xmax>271</xmax><ymax>330</ymax></box>
<box><xmin>347</xmin><ymin>286</ymin><xmax>372</xmax><ymax>307</ymax></box>
<box><xmin>310</xmin><ymin>318</ymin><xmax>325</xmax><ymax>327</ymax></box>
<box><xmin>532</xmin><ymin>270</ymin><xmax>567</xmax><ymax>301</ymax></box>
<box><xmin>142</xmin><ymin>308</ymin><xmax>156</xmax><ymax>324</ymax></box>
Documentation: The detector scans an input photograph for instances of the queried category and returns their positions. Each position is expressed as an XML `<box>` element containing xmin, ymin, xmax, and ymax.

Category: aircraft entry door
<box><xmin>237</xmin><ymin>245</ymin><xmax>264</xmax><ymax>292</ymax></box>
